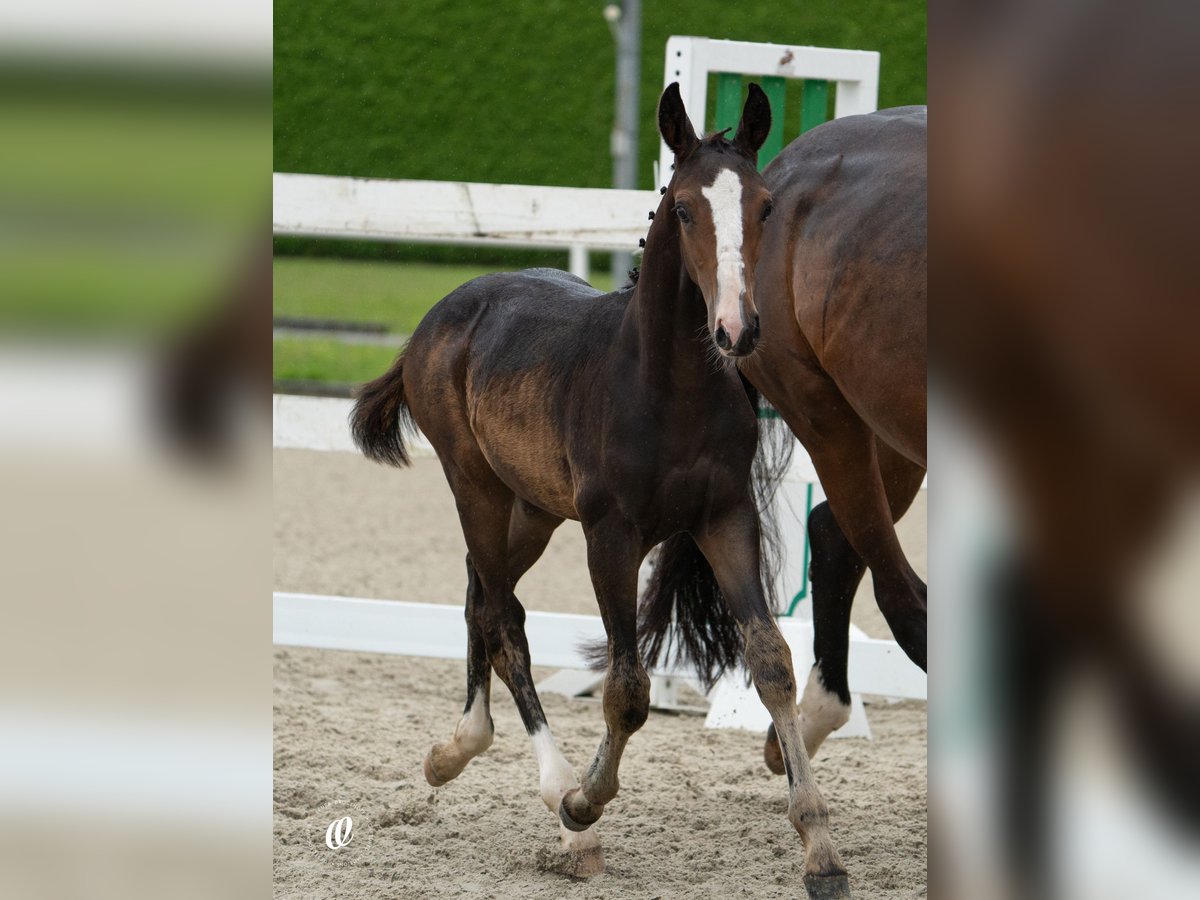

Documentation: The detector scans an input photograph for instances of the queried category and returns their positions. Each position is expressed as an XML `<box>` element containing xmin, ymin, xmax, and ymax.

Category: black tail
<box><xmin>636</xmin><ymin>532</ymin><xmax>742</xmax><ymax>691</ymax></box>
<box><xmin>633</xmin><ymin>377</ymin><xmax>792</xmax><ymax>692</ymax></box>
<box><xmin>350</xmin><ymin>348</ymin><xmax>417</xmax><ymax>467</ymax></box>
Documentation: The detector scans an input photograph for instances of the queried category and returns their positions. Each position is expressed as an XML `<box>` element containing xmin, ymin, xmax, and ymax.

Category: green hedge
<box><xmin>275</xmin><ymin>0</ymin><xmax>925</xmax><ymax>265</ymax></box>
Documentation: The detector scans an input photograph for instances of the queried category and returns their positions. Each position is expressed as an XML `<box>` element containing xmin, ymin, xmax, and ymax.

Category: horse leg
<box><xmin>438</xmin><ymin>473</ymin><xmax>603</xmax><ymax>873</ymax></box>
<box><xmin>423</xmin><ymin>556</ymin><xmax>495</xmax><ymax>786</ymax></box>
<box><xmin>422</xmin><ymin>470</ymin><xmax>518</xmax><ymax>786</ymax></box>
<box><xmin>765</xmin><ymin>445</ymin><xmax>926</xmax><ymax>771</ymax></box>
<box><xmin>422</xmin><ymin>499</ymin><xmax>563</xmax><ymax>787</ymax></box>
<box><xmin>559</xmin><ymin>522</ymin><xmax>648</xmax><ymax>833</ymax></box>
<box><xmin>505</xmin><ymin>500</ymin><xmax>605</xmax><ymax>872</ymax></box>
<box><xmin>773</xmin><ymin>383</ymin><xmax>927</xmax><ymax>671</ymax></box>
<box><xmin>695</xmin><ymin>501</ymin><xmax>851</xmax><ymax>899</ymax></box>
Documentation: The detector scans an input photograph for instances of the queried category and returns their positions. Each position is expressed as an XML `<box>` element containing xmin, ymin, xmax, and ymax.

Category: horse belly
<box><xmin>469</xmin><ymin>389</ymin><xmax>578</xmax><ymax>520</ymax></box>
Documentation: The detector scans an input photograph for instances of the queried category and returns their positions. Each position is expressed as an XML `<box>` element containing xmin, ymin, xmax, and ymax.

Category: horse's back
<box><xmin>765</xmin><ymin>105</ymin><xmax>925</xmax><ymax>190</ymax></box>
<box><xmin>759</xmin><ymin>106</ymin><xmax>927</xmax><ymax>462</ymax></box>
<box><xmin>406</xmin><ymin>268</ymin><xmax>623</xmax><ymax>379</ymax></box>
<box><xmin>402</xmin><ymin>268</ymin><xmax>628</xmax><ymax>518</ymax></box>
<box><xmin>762</xmin><ymin>106</ymin><xmax>926</xmax><ymax>330</ymax></box>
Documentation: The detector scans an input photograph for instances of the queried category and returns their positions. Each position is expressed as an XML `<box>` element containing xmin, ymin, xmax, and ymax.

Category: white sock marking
<box><xmin>799</xmin><ymin>665</ymin><xmax>851</xmax><ymax>758</ymax></box>
<box><xmin>531</xmin><ymin>726</ymin><xmax>602</xmax><ymax>856</ymax></box>
<box><xmin>454</xmin><ymin>688</ymin><xmax>493</xmax><ymax>755</ymax></box>
<box><xmin>701</xmin><ymin>167</ymin><xmax>746</xmax><ymax>336</ymax></box>
<box><xmin>531</xmin><ymin>726</ymin><xmax>577</xmax><ymax>812</ymax></box>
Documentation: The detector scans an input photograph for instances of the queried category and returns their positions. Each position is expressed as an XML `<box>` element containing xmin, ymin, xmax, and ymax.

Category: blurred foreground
<box><xmin>0</xmin><ymin>4</ymin><xmax>270</xmax><ymax>898</ymax></box>
<box><xmin>932</xmin><ymin>1</ymin><xmax>1200</xmax><ymax>897</ymax></box>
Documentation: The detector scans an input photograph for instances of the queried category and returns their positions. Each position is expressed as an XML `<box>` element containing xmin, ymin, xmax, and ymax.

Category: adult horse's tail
<box><xmin>350</xmin><ymin>349</ymin><xmax>417</xmax><ymax>467</ymax></box>
<box><xmin>635</xmin><ymin>376</ymin><xmax>791</xmax><ymax>691</ymax></box>
<box><xmin>636</xmin><ymin>533</ymin><xmax>740</xmax><ymax>691</ymax></box>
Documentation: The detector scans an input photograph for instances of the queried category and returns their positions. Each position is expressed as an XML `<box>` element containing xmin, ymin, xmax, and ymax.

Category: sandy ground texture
<box><xmin>274</xmin><ymin>448</ymin><xmax>928</xmax><ymax>897</ymax></box>
<box><xmin>274</xmin><ymin>647</ymin><xmax>926</xmax><ymax>899</ymax></box>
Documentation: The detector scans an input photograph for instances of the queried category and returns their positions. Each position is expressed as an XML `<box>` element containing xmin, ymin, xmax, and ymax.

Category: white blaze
<box><xmin>700</xmin><ymin>167</ymin><xmax>746</xmax><ymax>337</ymax></box>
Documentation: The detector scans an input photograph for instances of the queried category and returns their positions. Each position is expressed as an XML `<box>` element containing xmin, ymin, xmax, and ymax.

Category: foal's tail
<box><xmin>350</xmin><ymin>348</ymin><xmax>417</xmax><ymax>467</ymax></box>
<box><xmin>635</xmin><ymin>376</ymin><xmax>790</xmax><ymax>692</ymax></box>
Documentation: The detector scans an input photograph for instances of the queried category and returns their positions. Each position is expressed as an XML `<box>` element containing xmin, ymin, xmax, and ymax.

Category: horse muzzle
<box><xmin>715</xmin><ymin>312</ymin><xmax>760</xmax><ymax>357</ymax></box>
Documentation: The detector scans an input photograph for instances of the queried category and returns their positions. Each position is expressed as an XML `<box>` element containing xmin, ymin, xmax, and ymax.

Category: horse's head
<box><xmin>658</xmin><ymin>81</ymin><xmax>774</xmax><ymax>358</ymax></box>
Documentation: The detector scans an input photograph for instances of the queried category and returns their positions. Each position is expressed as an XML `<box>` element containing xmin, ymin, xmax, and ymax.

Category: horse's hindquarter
<box><xmin>761</xmin><ymin>107</ymin><xmax>927</xmax><ymax>464</ymax></box>
<box><xmin>467</xmin><ymin>397</ymin><xmax>572</xmax><ymax>519</ymax></box>
<box><xmin>458</xmin><ymin>272</ymin><xmax>625</xmax><ymax>520</ymax></box>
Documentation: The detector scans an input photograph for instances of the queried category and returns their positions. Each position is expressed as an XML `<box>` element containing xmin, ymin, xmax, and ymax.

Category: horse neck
<box><xmin>619</xmin><ymin>192</ymin><xmax>715</xmax><ymax>395</ymax></box>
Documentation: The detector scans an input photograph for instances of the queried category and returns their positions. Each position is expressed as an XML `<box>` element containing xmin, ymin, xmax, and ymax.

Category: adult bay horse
<box><xmin>352</xmin><ymin>83</ymin><xmax>854</xmax><ymax>898</ymax></box>
<box><xmin>739</xmin><ymin>107</ymin><xmax>927</xmax><ymax>771</ymax></box>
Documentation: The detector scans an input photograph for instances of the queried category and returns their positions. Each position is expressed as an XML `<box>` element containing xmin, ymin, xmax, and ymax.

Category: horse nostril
<box><xmin>715</xmin><ymin>325</ymin><xmax>732</xmax><ymax>350</ymax></box>
<box><xmin>752</xmin><ymin>315</ymin><xmax>761</xmax><ymax>341</ymax></box>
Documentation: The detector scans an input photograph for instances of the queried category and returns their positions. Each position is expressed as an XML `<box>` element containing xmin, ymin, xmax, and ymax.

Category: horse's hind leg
<box><xmin>558</xmin><ymin>521</ymin><xmax>648</xmax><ymax>834</ymax></box>
<box><xmin>778</xmin><ymin>387</ymin><xmax>927</xmax><ymax>671</ymax></box>
<box><xmin>430</xmin><ymin>472</ymin><xmax>603</xmax><ymax>874</ymax></box>
<box><xmin>696</xmin><ymin>501</ymin><xmax>851</xmax><ymax>900</ymax></box>
<box><xmin>765</xmin><ymin>445</ymin><xmax>925</xmax><ymax>771</ymax></box>
<box><xmin>424</xmin><ymin>558</ymin><xmax>495</xmax><ymax>786</ymax></box>
<box><xmin>424</xmin><ymin>499</ymin><xmax>566</xmax><ymax>787</ymax></box>
<box><xmin>421</xmin><ymin>470</ymin><xmax>532</xmax><ymax>786</ymax></box>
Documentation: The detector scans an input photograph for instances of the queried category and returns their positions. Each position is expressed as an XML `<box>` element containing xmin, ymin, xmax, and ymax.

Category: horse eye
<box><xmin>761</xmin><ymin>202</ymin><xmax>774</xmax><ymax>222</ymax></box>
<box><xmin>674</xmin><ymin>204</ymin><xmax>691</xmax><ymax>224</ymax></box>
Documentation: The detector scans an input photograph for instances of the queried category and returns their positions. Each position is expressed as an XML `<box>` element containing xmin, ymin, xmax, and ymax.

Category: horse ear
<box><xmin>733</xmin><ymin>83</ymin><xmax>772</xmax><ymax>159</ymax></box>
<box><xmin>658</xmin><ymin>82</ymin><xmax>699</xmax><ymax>160</ymax></box>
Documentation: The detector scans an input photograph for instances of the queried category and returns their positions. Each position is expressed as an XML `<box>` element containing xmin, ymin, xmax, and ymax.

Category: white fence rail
<box><xmin>275</xmin><ymin>592</ymin><xmax>926</xmax><ymax>701</ymax></box>
<box><xmin>274</xmin><ymin>592</ymin><xmax>926</xmax><ymax>713</ymax></box>
<box><xmin>274</xmin><ymin>173</ymin><xmax>657</xmax><ymax>280</ymax></box>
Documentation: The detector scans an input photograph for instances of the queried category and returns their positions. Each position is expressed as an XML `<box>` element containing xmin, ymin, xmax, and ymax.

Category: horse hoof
<box><xmin>763</xmin><ymin>732</ymin><xmax>786</xmax><ymax>776</ymax></box>
<box><xmin>803</xmin><ymin>873</ymin><xmax>852</xmax><ymax>900</ymax></box>
<box><xmin>567</xmin><ymin>845</ymin><xmax>606</xmax><ymax>877</ymax></box>
<box><xmin>423</xmin><ymin>749</ymin><xmax>450</xmax><ymax>787</ymax></box>
<box><xmin>559</xmin><ymin>788</ymin><xmax>603</xmax><ymax>832</ymax></box>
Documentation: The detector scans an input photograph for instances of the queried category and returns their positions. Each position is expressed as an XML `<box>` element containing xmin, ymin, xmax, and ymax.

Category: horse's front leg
<box><xmin>436</xmin><ymin>475</ymin><xmax>603</xmax><ymax>875</ymax></box>
<box><xmin>695</xmin><ymin>501</ymin><xmax>852</xmax><ymax>900</ymax></box>
<box><xmin>559</xmin><ymin>521</ymin><xmax>649</xmax><ymax>833</ymax></box>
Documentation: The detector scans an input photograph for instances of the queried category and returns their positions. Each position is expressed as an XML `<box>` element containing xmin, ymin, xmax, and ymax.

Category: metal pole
<box><xmin>568</xmin><ymin>245</ymin><xmax>589</xmax><ymax>281</ymax></box>
<box><xmin>609</xmin><ymin>0</ymin><xmax>640</xmax><ymax>283</ymax></box>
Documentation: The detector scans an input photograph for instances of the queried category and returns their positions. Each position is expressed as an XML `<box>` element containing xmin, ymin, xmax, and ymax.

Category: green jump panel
<box><xmin>713</xmin><ymin>72</ymin><xmax>743</xmax><ymax>134</ymax></box>
<box><xmin>714</xmin><ymin>74</ymin><xmax>787</xmax><ymax>170</ymax></box>
<box><xmin>759</xmin><ymin>76</ymin><xmax>786</xmax><ymax>169</ymax></box>
<box><xmin>801</xmin><ymin>79</ymin><xmax>830</xmax><ymax>133</ymax></box>
<box><xmin>784</xmin><ymin>482</ymin><xmax>816</xmax><ymax>614</ymax></box>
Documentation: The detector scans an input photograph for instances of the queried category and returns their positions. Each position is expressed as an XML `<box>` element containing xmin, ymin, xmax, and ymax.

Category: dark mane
<box><xmin>695</xmin><ymin>128</ymin><xmax>754</xmax><ymax>162</ymax></box>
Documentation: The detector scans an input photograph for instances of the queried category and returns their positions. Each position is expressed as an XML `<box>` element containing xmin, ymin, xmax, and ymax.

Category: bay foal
<box><xmin>353</xmin><ymin>83</ymin><xmax>853</xmax><ymax>897</ymax></box>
